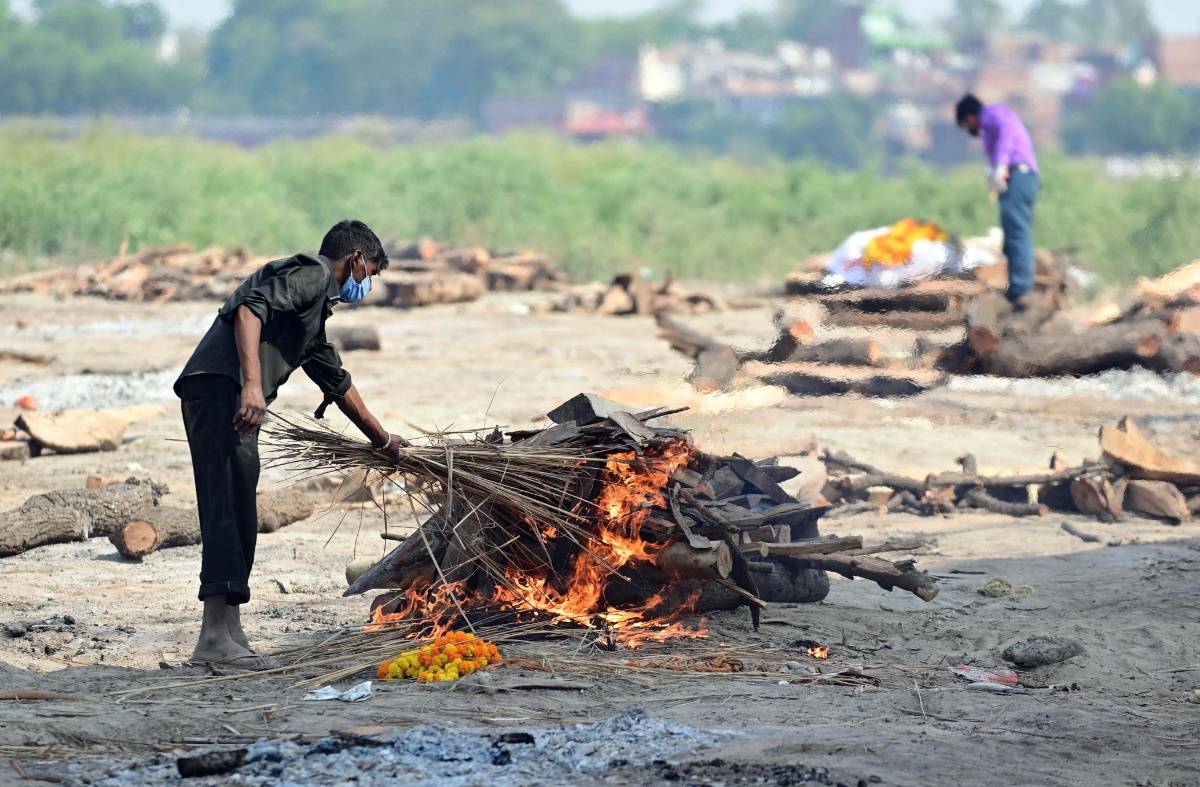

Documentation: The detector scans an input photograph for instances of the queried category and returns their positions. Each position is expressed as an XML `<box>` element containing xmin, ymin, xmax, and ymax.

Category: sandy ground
<box><xmin>1</xmin><ymin>291</ymin><xmax>1199</xmax><ymax>786</ymax></box>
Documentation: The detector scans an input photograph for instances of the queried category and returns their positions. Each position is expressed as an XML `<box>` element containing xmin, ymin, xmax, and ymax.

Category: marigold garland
<box><xmin>376</xmin><ymin>631</ymin><xmax>503</xmax><ymax>683</ymax></box>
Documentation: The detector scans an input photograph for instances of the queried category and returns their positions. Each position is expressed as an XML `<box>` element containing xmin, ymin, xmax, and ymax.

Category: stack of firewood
<box><xmin>932</xmin><ymin>288</ymin><xmax>1200</xmax><ymax>378</ymax></box>
<box><xmin>255</xmin><ymin>392</ymin><xmax>938</xmax><ymax>642</ymax></box>
<box><xmin>1090</xmin><ymin>259</ymin><xmax>1200</xmax><ymax>328</ymax></box>
<box><xmin>552</xmin><ymin>271</ymin><xmax>725</xmax><ymax>317</ymax></box>
<box><xmin>381</xmin><ymin>238</ymin><xmax>564</xmax><ymax>308</ymax></box>
<box><xmin>784</xmin><ymin>275</ymin><xmax>989</xmax><ymax>331</ymax></box>
<box><xmin>1</xmin><ymin>245</ymin><xmax>270</xmax><ymax>303</ymax></box>
<box><xmin>822</xmin><ymin>417</ymin><xmax>1197</xmax><ymax>526</ymax></box>
<box><xmin>0</xmin><ymin>238</ymin><xmax>566</xmax><ymax>309</ymax></box>
<box><xmin>783</xmin><ymin>246</ymin><xmax>1076</xmax><ymax>331</ymax></box>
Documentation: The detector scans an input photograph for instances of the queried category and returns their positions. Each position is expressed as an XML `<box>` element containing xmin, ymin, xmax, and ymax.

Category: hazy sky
<box><xmin>14</xmin><ymin>0</ymin><xmax>1200</xmax><ymax>33</ymax></box>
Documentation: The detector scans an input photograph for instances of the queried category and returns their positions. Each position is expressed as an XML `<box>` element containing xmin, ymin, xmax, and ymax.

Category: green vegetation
<box><xmin>1064</xmin><ymin>79</ymin><xmax>1200</xmax><ymax>156</ymax></box>
<box><xmin>0</xmin><ymin>0</ymin><xmax>195</xmax><ymax>113</ymax></box>
<box><xmin>1</xmin><ymin>130</ymin><xmax>1197</xmax><ymax>284</ymax></box>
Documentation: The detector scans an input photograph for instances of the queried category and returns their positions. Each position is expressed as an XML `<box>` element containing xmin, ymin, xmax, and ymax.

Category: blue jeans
<box><xmin>1000</xmin><ymin>169</ymin><xmax>1040</xmax><ymax>299</ymax></box>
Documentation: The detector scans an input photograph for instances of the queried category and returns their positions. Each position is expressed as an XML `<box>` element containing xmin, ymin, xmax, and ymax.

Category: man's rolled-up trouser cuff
<box><xmin>198</xmin><ymin>580</ymin><xmax>251</xmax><ymax>605</ymax></box>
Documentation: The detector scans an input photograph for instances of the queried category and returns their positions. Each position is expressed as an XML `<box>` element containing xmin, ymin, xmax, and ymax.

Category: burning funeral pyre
<box><xmin>261</xmin><ymin>394</ymin><xmax>937</xmax><ymax>649</ymax></box>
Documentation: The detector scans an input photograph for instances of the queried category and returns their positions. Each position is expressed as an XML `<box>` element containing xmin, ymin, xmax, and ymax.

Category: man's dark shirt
<box><xmin>174</xmin><ymin>253</ymin><xmax>351</xmax><ymax>403</ymax></box>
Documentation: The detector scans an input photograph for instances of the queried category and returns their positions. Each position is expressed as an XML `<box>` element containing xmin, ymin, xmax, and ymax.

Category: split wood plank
<box><xmin>1100</xmin><ymin>417</ymin><xmax>1200</xmax><ymax>486</ymax></box>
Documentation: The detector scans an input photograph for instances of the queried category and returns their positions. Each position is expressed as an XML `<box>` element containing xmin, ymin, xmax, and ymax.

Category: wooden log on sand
<box><xmin>984</xmin><ymin>320</ymin><xmax>1175</xmax><ymax>378</ymax></box>
<box><xmin>742</xmin><ymin>323</ymin><xmax>879</xmax><ymax>367</ymax></box>
<box><xmin>327</xmin><ymin>325</ymin><xmax>381</xmax><ymax>352</ymax></box>
<box><xmin>741</xmin><ymin>361</ymin><xmax>945</xmax><ymax>398</ymax></box>
<box><xmin>1069</xmin><ymin>474</ymin><xmax>1124</xmax><ymax>522</ymax></box>
<box><xmin>962</xmin><ymin>488</ymin><xmax>1047</xmax><ymax>517</ymax></box>
<box><xmin>655</xmin><ymin>314</ymin><xmax>721</xmax><ymax>360</ymax></box>
<box><xmin>108</xmin><ymin>492</ymin><xmax>314</xmax><ymax>559</ymax></box>
<box><xmin>383</xmin><ymin>272</ymin><xmax>484</xmax><ymax>308</ymax></box>
<box><xmin>790</xmin><ymin>338</ymin><xmax>880</xmax><ymax>367</ymax></box>
<box><xmin>108</xmin><ymin>506</ymin><xmax>198</xmax><ymax>560</ymax></box>
<box><xmin>1123</xmin><ymin>479</ymin><xmax>1190</xmax><ymax>524</ymax></box>
<box><xmin>0</xmin><ymin>441</ymin><xmax>30</xmax><ymax>462</ymax></box>
<box><xmin>655</xmin><ymin>314</ymin><xmax>740</xmax><ymax>391</ymax></box>
<box><xmin>964</xmin><ymin>291</ymin><xmax>1059</xmax><ymax>362</ymax></box>
<box><xmin>0</xmin><ymin>479</ymin><xmax>166</xmax><ymax>557</ymax></box>
<box><xmin>257</xmin><ymin>491</ymin><xmax>316</xmax><ymax>533</ymax></box>
<box><xmin>756</xmin><ymin>317</ymin><xmax>814</xmax><ymax>363</ymax></box>
<box><xmin>690</xmin><ymin>347</ymin><xmax>740</xmax><ymax>393</ymax></box>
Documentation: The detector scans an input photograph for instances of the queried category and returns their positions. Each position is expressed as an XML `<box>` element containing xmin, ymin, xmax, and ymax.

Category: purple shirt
<box><xmin>980</xmin><ymin>104</ymin><xmax>1039</xmax><ymax>174</ymax></box>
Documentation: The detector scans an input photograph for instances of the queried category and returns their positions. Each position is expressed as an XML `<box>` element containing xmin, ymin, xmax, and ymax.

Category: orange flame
<box><xmin>365</xmin><ymin>438</ymin><xmax>709</xmax><ymax>648</ymax></box>
<box><xmin>365</xmin><ymin>581</ymin><xmax>466</xmax><ymax>639</ymax></box>
<box><xmin>807</xmin><ymin>645</ymin><xmax>830</xmax><ymax>660</ymax></box>
<box><xmin>490</xmin><ymin>439</ymin><xmax>697</xmax><ymax>645</ymax></box>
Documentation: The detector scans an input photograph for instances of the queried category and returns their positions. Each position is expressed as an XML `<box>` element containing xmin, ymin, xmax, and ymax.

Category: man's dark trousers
<box><xmin>178</xmin><ymin>374</ymin><xmax>259</xmax><ymax>604</ymax></box>
<box><xmin>1000</xmin><ymin>168</ymin><xmax>1040</xmax><ymax>299</ymax></box>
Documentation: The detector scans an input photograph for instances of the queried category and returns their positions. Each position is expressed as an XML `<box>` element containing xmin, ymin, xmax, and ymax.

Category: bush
<box><xmin>1</xmin><ymin>129</ymin><xmax>1197</xmax><ymax>284</ymax></box>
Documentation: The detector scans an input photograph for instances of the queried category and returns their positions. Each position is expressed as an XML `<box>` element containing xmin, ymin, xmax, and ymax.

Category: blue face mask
<box><xmin>340</xmin><ymin>257</ymin><xmax>372</xmax><ymax>303</ymax></box>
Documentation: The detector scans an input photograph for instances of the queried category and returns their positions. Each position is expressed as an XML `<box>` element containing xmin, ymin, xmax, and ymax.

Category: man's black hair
<box><xmin>955</xmin><ymin>94</ymin><xmax>983</xmax><ymax>125</ymax></box>
<box><xmin>319</xmin><ymin>219</ymin><xmax>388</xmax><ymax>269</ymax></box>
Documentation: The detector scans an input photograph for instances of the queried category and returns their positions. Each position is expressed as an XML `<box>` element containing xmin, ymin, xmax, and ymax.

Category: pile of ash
<box><xmin>61</xmin><ymin>711</ymin><xmax>724</xmax><ymax>787</ymax></box>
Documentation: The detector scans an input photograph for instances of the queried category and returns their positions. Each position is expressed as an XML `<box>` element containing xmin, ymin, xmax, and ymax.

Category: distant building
<box><xmin>1154</xmin><ymin>35</ymin><xmax>1200</xmax><ymax>87</ymax></box>
<box><xmin>562</xmin><ymin>103</ymin><xmax>651</xmax><ymax>140</ymax></box>
<box><xmin>637</xmin><ymin>40</ymin><xmax>834</xmax><ymax>109</ymax></box>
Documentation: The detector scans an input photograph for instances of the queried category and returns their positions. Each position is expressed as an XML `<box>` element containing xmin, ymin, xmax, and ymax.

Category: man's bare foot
<box><xmin>190</xmin><ymin>635</ymin><xmax>261</xmax><ymax>668</ymax></box>
<box><xmin>226</xmin><ymin>605</ymin><xmax>253</xmax><ymax>652</ymax></box>
<box><xmin>191</xmin><ymin>595</ymin><xmax>277</xmax><ymax>669</ymax></box>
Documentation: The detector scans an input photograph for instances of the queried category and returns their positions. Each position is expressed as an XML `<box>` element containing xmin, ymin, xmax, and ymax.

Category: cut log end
<box><xmin>655</xmin><ymin>540</ymin><xmax>733</xmax><ymax>580</ymax></box>
<box><xmin>110</xmin><ymin>519</ymin><xmax>159</xmax><ymax>560</ymax></box>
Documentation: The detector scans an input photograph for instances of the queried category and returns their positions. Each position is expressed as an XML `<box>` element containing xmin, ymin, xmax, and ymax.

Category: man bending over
<box><xmin>174</xmin><ymin>219</ymin><xmax>405</xmax><ymax>668</ymax></box>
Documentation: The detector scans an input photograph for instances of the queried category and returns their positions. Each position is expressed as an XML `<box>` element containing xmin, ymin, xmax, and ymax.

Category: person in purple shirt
<box><xmin>956</xmin><ymin>94</ymin><xmax>1041</xmax><ymax>305</ymax></box>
